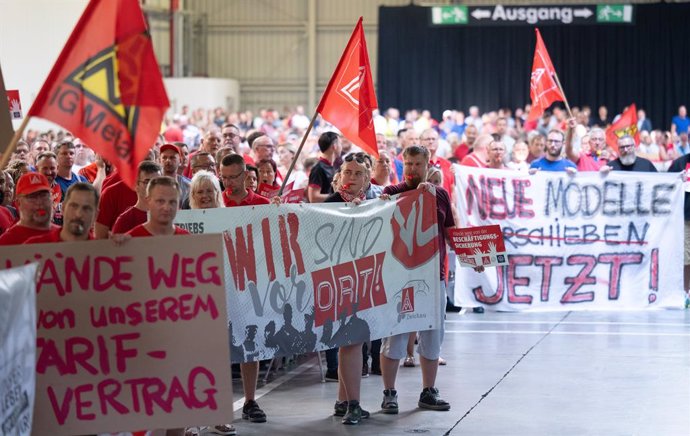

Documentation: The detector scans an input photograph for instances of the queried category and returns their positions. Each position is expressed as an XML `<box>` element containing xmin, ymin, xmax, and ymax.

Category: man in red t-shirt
<box><xmin>0</xmin><ymin>173</ymin><xmax>58</xmax><ymax>245</ymax></box>
<box><xmin>460</xmin><ymin>134</ymin><xmax>492</xmax><ymax>168</ymax></box>
<box><xmin>26</xmin><ymin>183</ymin><xmax>98</xmax><ymax>244</ymax></box>
<box><xmin>112</xmin><ymin>161</ymin><xmax>162</xmax><ymax>234</ymax></box>
<box><xmin>126</xmin><ymin>176</ymin><xmax>189</xmax><ymax>237</ymax></box>
<box><xmin>220</xmin><ymin>154</ymin><xmax>270</xmax><ymax>207</ymax></box>
<box><xmin>453</xmin><ymin>124</ymin><xmax>478</xmax><ymax>161</ymax></box>
<box><xmin>94</xmin><ymin>174</ymin><xmax>137</xmax><ymax>239</ymax></box>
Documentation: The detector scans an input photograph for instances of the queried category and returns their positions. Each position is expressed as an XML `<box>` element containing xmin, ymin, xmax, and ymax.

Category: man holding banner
<box><xmin>379</xmin><ymin>145</ymin><xmax>483</xmax><ymax>414</ymax></box>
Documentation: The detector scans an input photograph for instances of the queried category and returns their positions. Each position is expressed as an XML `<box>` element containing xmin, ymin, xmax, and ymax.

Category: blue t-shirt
<box><xmin>672</xmin><ymin>116</ymin><xmax>689</xmax><ymax>135</ymax></box>
<box><xmin>529</xmin><ymin>157</ymin><xmax>576</xmax><ymax>172</ymax></box>
<box><xmin>55</xmin><ymin>172</ymin><xmax>88</xmax><ymax>201</ymax></box>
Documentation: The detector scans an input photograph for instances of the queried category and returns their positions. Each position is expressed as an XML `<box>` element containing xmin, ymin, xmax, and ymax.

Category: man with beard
<box><xmin>378</xmin><ymin>145</ymin><xmax>483</xmax><ymax>414</ymax></box>
<box><xmin>566</xmin><ymin>119</ymin><xmax>611</xmax><ymax>171</ymax></box>
<box><xmin>112</xmin><ymin>161</ymin><xmax>162</xmax><ymax>234</ymax></box>
<box><xmin>529</xmin><ymin>129</ymin><xmax>576</xmax><ymax>173</ymax></box>
<box><xmin>26</xmin><ymin>183</ymin><xmax>98</xmax><ymax>243</ymax></box>
<box><xmin>602</xmin><ymin>135</ymin><xmax>657</xmax><ymax>172</ymax></box>
<box><xmin>0</xmin><ymin>173</ymin><xmax>58</xmax><ymax>245</ymax></box>
<box><xmin>159</xmin><ymin>143</ymin><xmax>190</xmax><ymax>207</ymax></box>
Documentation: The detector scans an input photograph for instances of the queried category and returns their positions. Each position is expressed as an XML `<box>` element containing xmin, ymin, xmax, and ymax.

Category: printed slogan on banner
<box><xmin>176</xmin><ymin>189</ymin><xmax>443</xmax><ymax>363</ymax></box>
<box><xmin>454</xmin><ymin>167</ymin><xmax>685</xmax><ymax>311</ymax></box>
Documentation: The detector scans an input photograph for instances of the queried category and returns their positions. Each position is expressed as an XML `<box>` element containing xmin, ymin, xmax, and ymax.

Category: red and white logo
<box><xmin>400</xmin><ymin>286</ymin><xmax>415</xmax><ymax>313</ymax></box>
<box><xmin>391</xmin><ymin>190</ymin><xmax>438</xmax><ymax>269</ymax></box>
<box><xmin>30</xmin><ymin>175</ymin><xmax>41</xmax><ymax>184</ymax></box>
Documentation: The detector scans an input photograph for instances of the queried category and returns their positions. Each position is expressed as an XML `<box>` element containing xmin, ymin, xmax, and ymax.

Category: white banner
<box><xmin>454</xmin><ymin>167</ymin><xmax>685</xmax><ymax>311</ymax></box>
<box><xmin>0</xmin><ymin>263</ymin><xmax>38</xmax><ymax>436</ymax></box>
<box><xmin>176</xmin><ymin>190</ymin><xmax>443</xmax><ymax>363</ymax></box>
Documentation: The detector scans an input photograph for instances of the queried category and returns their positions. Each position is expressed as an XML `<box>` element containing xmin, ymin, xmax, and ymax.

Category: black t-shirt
<box><xmin>668</xmin><ymin>155</ymin><xmax>690</xmax><ymax>221</ymax></box>
<box><xmin>308</xmin><ymin>158</ymin><xmax>335</xmax><ymax>195</ymax></box>
<box><xmin>324</xmin><ymin>192</ymin><xmax>344</xmax><ymax>203</ymax></box>
<box><xmin>608</xmin><ymin>157</ymin><xmax>658</xmax><ymax>172</ymax></box>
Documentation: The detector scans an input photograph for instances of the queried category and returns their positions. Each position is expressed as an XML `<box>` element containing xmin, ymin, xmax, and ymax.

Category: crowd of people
<box><xmin>2</xmin><ymin>101</ymin><xmax>689</xmax><ymax>435</ymax></box>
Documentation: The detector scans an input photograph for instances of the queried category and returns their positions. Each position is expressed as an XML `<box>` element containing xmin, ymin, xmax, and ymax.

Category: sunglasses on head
<box><xmin>344</xmin><ymin>153</ymin><xmax>367</xmax><ymax>163</ymax></box>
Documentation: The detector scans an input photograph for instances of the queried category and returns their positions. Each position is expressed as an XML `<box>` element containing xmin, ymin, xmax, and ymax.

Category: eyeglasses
<box><xmin>619</xmin><ymin>144</ymin><xmax>635</xmax><ymax>151</ymax></box>
<box><xmin>221</xmin><ymin>171</ymin><xmax>244</xmax><ymax>181</ymax></box>
<box><xmin>192</xmin><ymin>164</ymin><xmax>215</xmax><ymax>171</ymax></box>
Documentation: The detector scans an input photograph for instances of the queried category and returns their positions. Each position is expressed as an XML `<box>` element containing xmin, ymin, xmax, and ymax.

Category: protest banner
<box><xmin>454</xmin><ymin>166</ymin><xmax>685</xmax><ymax>311</ymax></box>
<box><xmin>0</xmin><ymin>235</ymin><xmax>232</xmax><ymax>435</ymax></box>
<box><xmin>0</xmin><ymin>263</ymin><xmax>38</xmax><ymax>436</ymax></box>
<box><xmin>449</xmin><ymin>225</ymin><xmax>509</xmax><ymax>268</ymax></box>
<box><xmin>176</xmin><ymin>189</ymin><xmax>443</xmax><ymax>363</ymax></box>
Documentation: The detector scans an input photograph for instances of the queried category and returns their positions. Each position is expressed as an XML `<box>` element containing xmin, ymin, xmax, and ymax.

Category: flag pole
<box><xmin>551</xmin><ymin>72</ymin><xmax>573</xmax><ymax>119</ymax></box>
<box><xmin>0</xmin><ymin>116</ymin><xmax>30</xmax><ymax>170</ymax></box>
<box><xmin>278</xmin><ymin>109</ymin><xmax>319</xmax><ymax>196</ymax></box>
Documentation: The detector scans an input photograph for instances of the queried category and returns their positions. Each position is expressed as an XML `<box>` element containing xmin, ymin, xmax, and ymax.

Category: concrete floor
<box><xmin>224</xmin><ymin>310</ymin><xmax>690</xmax><ymax>436</ymax></box>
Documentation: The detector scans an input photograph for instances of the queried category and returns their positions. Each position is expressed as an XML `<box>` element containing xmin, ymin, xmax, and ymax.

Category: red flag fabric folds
<box><xmin>527</xmin><ymin>28</ymin><xmax>565</xmax><ymax>122</ymax></box>
<box><xmin>606</xmin><ymin>104</ymin><xmax>639</xmax><ymax>153</ymax></box>
<box><xmin>28</xmin><ymin>0</ymin><xmax>169</xmax><ymax>189</ymax></box>
<box><xmin>317</xmin><ymin>17</ymin><xmax>378</xmax><ymax>157</ymax></box>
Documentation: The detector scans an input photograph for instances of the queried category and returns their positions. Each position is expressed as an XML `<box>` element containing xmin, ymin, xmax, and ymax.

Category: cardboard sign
<box><xmin>0</xmin><ymin>235</ymin><xmax>233</xmax><ymax>435</ymax></box>
<box><xmin>280</xmin><ymin>181</ymin><xmax>304</xmax><ymax>204</ymax></box>
<box><xmin>176</xmin><ymin>189</ymin><xmax>443</xmax><ymax>363</ymax></box>
<box><xmin>449</xmin><ymin>225</ymin><xmax>508</xmax><ymax>267</ymax></box>
<box><xmin>0</xmin><ymin>263</ymin><xmax>38</xmax><ymax>436</ymax></box>
<box><xmin>257</xmin><ymin>183</ymin><xmax>280</xmax><ymax>199</ymax></box>
<box><xmin>6</xmin><ymin>90</ymin><xmax>21</xmax><ymax>119</ymax></box>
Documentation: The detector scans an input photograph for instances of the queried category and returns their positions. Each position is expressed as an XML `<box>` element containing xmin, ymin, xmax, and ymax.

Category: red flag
<box><xmin>27</xmin><ymin>0</ymin><xmax>169</xmax><ymax>190</ymax></box>
<box><xmin>606</xmin><ymin>104</ymin><xmax>639</xmax><ymax>153</ymax></box>
<box><xmin>317</xmin><ymin>17</ymin><xmax>378</xmax><ymax>157</ymax></box>
<box><xmin>527</xmin><ymin>28</ymin><xmax>565</xmax><ymax>122</ymax></box>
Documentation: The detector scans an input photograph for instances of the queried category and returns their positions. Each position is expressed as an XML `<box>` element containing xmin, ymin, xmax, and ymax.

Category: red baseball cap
<box><xmin>16</xmin><ymin>173</ymin><xmax>51</xmax><ymax>196</ymax></box>
<box><xmin>160</xmin><ymin>143</ymin><xmax>183</xmax><ymax>158</ymax></box>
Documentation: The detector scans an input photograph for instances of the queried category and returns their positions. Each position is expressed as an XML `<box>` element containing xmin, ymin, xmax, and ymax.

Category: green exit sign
<box><xmin>431</xmin><ymin>6</ymin><xmax>468</xmax><ymax>25</ymax></box>
<box><xmin>596</xmin><ymin>4</ymin><xmax>633</xmax><ymax>23</ymax></box>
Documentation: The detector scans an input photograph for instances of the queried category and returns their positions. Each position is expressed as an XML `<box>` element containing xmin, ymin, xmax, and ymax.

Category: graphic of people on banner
<box><xmin>0</xmin><ymin>263</ymin><xmax>38</xmax><ymax>436</ymax></box>
<box><xmin>453</xmin><ymin>166</ymin><xmax>685</xmax><ymax>311</ymax></box>
<box><xmin>176</xmin><ymin>189</ymin><xmax>443</xmax><ymax>363</ymax></box>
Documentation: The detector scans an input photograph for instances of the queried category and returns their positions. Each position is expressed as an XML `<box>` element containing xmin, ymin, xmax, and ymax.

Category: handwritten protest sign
<box><xmin>449</xmin><ymin>225</ymin><xmax>508</xmax><ymax>267</ymax></box>
<box><xmin>0</xmin><ymin>235</ymin><xmax>232</xmax><ymax>435</ymax></box>
<box><xmin>454</xmin><ymin>167</ymin><xmax>685</xmax><ymax>310</ymax></box>
<box><xmin>176</xmin><ymin>189</ymin><xmax>443</xmax><ymax>363</ymax></box>
<box><xmin>0</xmin><ymin>263</ymin><xmax>38</xmax><ymax>436</ymax></box>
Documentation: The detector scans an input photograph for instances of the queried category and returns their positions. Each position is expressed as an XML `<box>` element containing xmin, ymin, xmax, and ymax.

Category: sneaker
<box><xmin>370</xmin><ymin>364</ymin><xmax>382</xmax><ymax>376</ymax></box>
<box><xmin>342</xmin><ymin>401</ymin><xmax>363</xmax><ymax>425</ymax></box>
<box><xmin>418</xmin><ymin>387</ymin><xmax>450</xmax><ymax>411</ymax></box>
<box><xmin>381</xmin><ymin>389</ymin><xmax>399</xmax><ymax>414</ymax></box>
<box><xmin>438</xmin><ymin>357</ymin><xmax>447</xmax><ymax>366</ymax></box>
<box><xmin>473</xmin><ymin>306</ymin><xmax>485</xmax><ymax>314</ymax></box>
<box><xmin>325</xmin><ymin>369</ymin><xmax>339</xmax><ymax>382</ymax></box>
<box><xmin>335</xmin><ymin>400</ymin><xmax>370</xmax><ymax>419</ymax></box>
<box><xmin>203</xmin><ymin>424</ymin><xmax>237</xmax><ymax>435</ymax></box>
<box><xmin>403</xmin><ymin>355</ymin><xmax>416</xmax><ymax>367</ymax></box>
<box><xmin>242</xmin><ymin>400</ymin><xmax>267</xmax><ymax>422</ymax></box>
<box><xmin>362</xmin><ymin>363</ymin><xmax>369</xmax><ymax>377</ymax></box>
<box><xmin>334</xmin><ymin>400</ymin><xmax>348</xmax><ymax>417</ymax></box>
